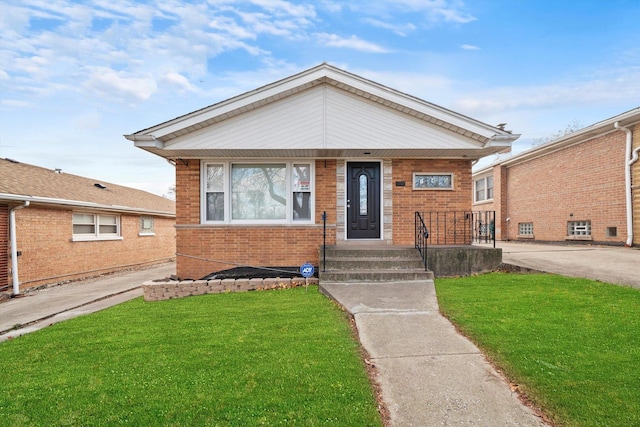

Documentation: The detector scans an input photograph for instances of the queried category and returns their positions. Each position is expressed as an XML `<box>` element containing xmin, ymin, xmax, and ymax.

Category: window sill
<box><xmin>565</xmin><ymin>235</ymin><xmax>592</xmax><ymax>241</ymax></box>
<box><xmin>72</xmin><ymin>236</ymin><xmax>123</xmax><ymax>242</ymax></box>
<box><xmin>138</xmin><ymin>232</ymin><xmax>156</xmax><ymax>237</ymax></box>
<box><xmin>517</xmin><ymin>234</ymin><xmax>534</xmax><ymax>239</ymax></box>
<box><xmin>473</xmin><ymin>199</ymin><xmax>494</xmax><ymax>206</ymax></box>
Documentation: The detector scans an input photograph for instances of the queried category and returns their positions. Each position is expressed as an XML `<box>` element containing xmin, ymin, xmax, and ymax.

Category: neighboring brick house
<box><xmin>0</xmin><ymin>158</ymin><xmax>176</xmax><ymax>295</ymax></box>
<box><xmin>473</xmin><ymin>107</ymin><xmax>640</xmax><ymax>246</ymax></box>
<box><xmin>126</xmin><ymin>63</ymin><xmax>518</xmax><ymax>280</ymax></box>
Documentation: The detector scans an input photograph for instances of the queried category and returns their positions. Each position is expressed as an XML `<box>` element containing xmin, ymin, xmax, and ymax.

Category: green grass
<box><xmin>435</xmin><ymin>273</ymin><xmax>640</xmax><ymax>427</ymax></box>
<box><xmin>0</xmin><ymin>287</ymin><xmax>382</xmax><ymax>427</ymax></box>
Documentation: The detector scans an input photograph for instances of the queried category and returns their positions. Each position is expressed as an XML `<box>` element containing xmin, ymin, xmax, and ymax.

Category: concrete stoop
<box><xmin>319</xmin><ymin>245</ymin><xmax>434</xmax><ymax>282</ymax></box>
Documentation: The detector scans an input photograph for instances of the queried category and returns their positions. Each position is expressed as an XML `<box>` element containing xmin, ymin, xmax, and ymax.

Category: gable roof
<box><xmin>0</xmin><ymin>158</ymin><xmax>175</xmax><ymax>216</ymax></box>
<box><xmin>126</xmin><ymin>63</ymin><xmax>519</xmax><ymax>160</ymax></box>
<box><xmin>474</xmin><ymin>106</ymin><xmax>640</xmax><ymax>175</ymax></box>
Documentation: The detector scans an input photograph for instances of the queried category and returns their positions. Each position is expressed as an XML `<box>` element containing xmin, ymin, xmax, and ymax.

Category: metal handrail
<box><xmin>416</xmin><ymin>211</ymin><xmax>496</xmax><ymax>247</ymax></box>
<box><xmin>322</xmin><ymin>211</ymin><xmax>327</xmax><ymax>272</ymax></box>
<box><xmin>415</xmin><ymin>212</ymin><xmax>429</xmax><ymax>270</ymax></box>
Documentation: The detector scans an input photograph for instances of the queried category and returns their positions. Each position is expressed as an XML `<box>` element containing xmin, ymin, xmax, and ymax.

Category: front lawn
<box><xmin>0</xmin><ymin>287</ymin><xmax>382</xmax><ymax>426</ymax></box>
<box><xmin>436</xmin><ymin>273</ymin><xmax>640</xmax><ymax>427</ymax></box>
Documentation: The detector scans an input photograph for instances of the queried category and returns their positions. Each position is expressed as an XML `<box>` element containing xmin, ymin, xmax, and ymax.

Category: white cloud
<box><xmin>161</xmin><ymin>71</ymin><xmax>198</xmax><ymax>93</ymax></box>
<box><xmin>84</xmin><ymin>67</ymin><xmax>157</xmax><ymax>102</ymax></box>
<box><xmin>315</xmin><ymin>33</ymin><xmax>389</xmax><ymax>53</ymax></box>
<box><xmin>460</xmin><ymin>44</ymin><xmax>480</xmax><ymax>50</ymax></box>
<box><xmin>363</xmin><ymin>18</ymin><xmax>417</xmax><ymax>36</ymax></box>
<box><xmin>454</xmin><ymin>67</ymin><xmax>640</xmax><ymax>115</ymax></box>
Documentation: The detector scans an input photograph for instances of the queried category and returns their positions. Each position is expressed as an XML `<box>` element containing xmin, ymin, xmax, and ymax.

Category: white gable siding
<box><xmin>324</xmin><ymin>88</ymin><xmax>481</xmax><ymax>150</ymax></box>
<box><xmin>162</xmin><ymin>85</ymin><xmax>484</xmax><ymax>154</ymax></box>
<box><xmin>164</xmin><ymin>86</ymin><xmax>325</xmax><ymax>150</ymax></box>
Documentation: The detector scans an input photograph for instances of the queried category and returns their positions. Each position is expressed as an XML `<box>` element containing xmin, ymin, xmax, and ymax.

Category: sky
<box><xmin>1</xmin><ymin>0</ymin><xmax>639</xmax><ymax>197</ymax></box>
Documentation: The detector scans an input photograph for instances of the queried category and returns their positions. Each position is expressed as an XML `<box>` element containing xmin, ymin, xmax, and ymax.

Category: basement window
<box><xmin>518</xmin><ymin>222</ymin><xmax>534</xmax><ymax>237</ymax></box>
<box><xmin>606</xmin><ymin>227</ymin><xmax>617</xmax><ymax>238</ymax></box>
<box><xmin>566</xmin><ymin>220</ymin><xmax>592</xmax><ymax>241</ymax></box>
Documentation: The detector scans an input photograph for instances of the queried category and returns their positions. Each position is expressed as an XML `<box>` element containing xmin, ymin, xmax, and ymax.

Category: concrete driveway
<box><xmin>489</xmin><ymin>241</ymin><xmax>640</xmax><ymax>288</ymax></box>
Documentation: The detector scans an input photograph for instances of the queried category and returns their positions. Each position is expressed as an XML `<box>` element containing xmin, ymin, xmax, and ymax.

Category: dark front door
<box><xmin>347</xmin><ymin>162</ymin><xmax>381</xmax><ymax>239</ymax></box>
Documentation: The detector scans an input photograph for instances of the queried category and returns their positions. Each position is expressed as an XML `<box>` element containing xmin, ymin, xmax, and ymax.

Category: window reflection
<box><xmin>359</xmin><ymin>174</ymin><xmax>367</xmax><ymax>216</ymax></box>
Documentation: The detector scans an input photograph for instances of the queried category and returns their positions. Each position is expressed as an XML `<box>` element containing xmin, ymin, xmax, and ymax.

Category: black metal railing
<box><xmin>322</xmin><ymin>211</ymin><xmax>327</xmax><ymax>272</ymax></box>
<box><xmin>415</xmin><ymin>212</ymin><xmax>429</xmax><ymax>270</ymax></box>
<box><xmin>415</xmin><ymin>211</ymin><xmax>496</xmax><ymax>248</ymax></box>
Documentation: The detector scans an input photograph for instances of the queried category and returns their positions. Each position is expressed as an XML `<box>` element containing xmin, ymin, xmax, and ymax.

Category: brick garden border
<box><xmin>143</xmin><ymin>277</ymin><xmax>320</xmax><ymax>301</ymax></box>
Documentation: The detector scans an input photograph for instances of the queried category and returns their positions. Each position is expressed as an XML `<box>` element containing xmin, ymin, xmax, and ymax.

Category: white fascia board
<box><xmin>0</xmin><ymin>193</ymin><xmax>175</xmax><ymax>217</ymax></box>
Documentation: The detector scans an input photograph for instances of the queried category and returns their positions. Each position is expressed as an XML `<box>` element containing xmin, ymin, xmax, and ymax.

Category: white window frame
<box><xmin>412</xmin><ymin>172</ymin><xmax>454</xmax><ymax>190</ymax></box>
<box><xmin>474</xmin><ymin>175</ymin><xmax>494</xmax><ymax>203</ymax></box>
<box><xmin>139</xmin><ymin>216</ymin><xmax>155</xmax><ymax>236</ymax></box>
<box><xmin>201</xmin><ymin>160</ymin><xmax>315</xmax><ymax>225</ymax></box>
<box><xmin>72</xmin><ymin>212</ymin><xmax>122</xmax><ymax>241</ymax></box>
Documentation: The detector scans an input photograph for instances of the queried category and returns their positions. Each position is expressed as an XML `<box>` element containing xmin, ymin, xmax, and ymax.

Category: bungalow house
<box><xmin>126</xmin><ymin>63</ymin><xmax>519</xmax><ymax>280</ymax></box>
<box><xmin>0</xmin><ymin>158</ymin><xmax>176</xmax><ymax>295</ymax></box>
<box><xmin>473</xmin><ymin>107</ymin><xmax>640</xmax><ymax>246</ymax></box>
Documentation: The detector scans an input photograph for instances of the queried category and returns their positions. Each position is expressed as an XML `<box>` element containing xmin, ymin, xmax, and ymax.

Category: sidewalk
<box><xmin>0</xmin><ymin>262</ymin><xmax>175</xmax><ymax>342</ymax></box>
<box><xmin>321</xmin><ymin>281</ymin><xmax>548</xmax><ymax>427</ymax></box>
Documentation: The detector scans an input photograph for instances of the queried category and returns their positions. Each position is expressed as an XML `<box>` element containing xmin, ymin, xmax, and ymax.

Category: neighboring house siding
<box><xmin>633</xmin><ymin>124</ymin><xmax>640</xmax><ymax>246</ymax></box>
<box><xmin>12</xmin><ymin>207</ymin><xmax>175</xmax><ymax>289</ymax></box>
<box><xmin>392</xmin><ymin>159</ymin><xmax>472</xmax><ymax>245</ymax></box>
<box><xmin>175</xmin><ymin>160</ymin><xmax>338</xmax><ymax>280</ymax></box>
<box><xmin>0</xmin><ymin>204</ymin><xmax>8</xmax><ymax>290</ymax></box>
<box><xmin>501</xmin><ymin>131</ymin><xmax>627</xmax><ymax>243</ymax></box>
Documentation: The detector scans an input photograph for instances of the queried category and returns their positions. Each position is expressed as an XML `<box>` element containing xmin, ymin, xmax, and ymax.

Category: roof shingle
<box><xmin>0</xmin><ymin>158</ymin><xmax>175</xmax><ymax>216</ymax></box>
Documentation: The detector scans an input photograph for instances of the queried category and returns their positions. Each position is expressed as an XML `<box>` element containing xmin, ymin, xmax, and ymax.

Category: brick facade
<box><xmin>392</xmin><ymin>159</ymin><xmax>472</xmax><ymax>245</ymax></box>
<box><xmin>175</xmin><ymin>158</ymin><xmax>473</xmax><ymax>280</ymax></box>
<box><xmin>9</xmin><ymin>207</ymin><xmax>175</xmax><ymax>290</ymax></box>
<box><xmin>0</xmin><ymin>204</ymin><xmax>8</xmax><ymax>290</ymax></box>
<box><xmin>476</xmin><ymin>124</ymin><xmax>639</xmax><ymax>246</ymax></box>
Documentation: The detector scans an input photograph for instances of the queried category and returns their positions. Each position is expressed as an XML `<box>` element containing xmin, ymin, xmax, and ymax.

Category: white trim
<box><xmin>200</xmin><ymin>160</ymin><xmax>316</xmax><ymax>225</ymax></box>
<box><xmin>344</xmin><ymin>160</ymin><xmax>384</xmax><ymax>241</ymax></box>
<box><xmin>72</xmin><ymin>212</ymin><xmax>122</xmax><ymax>241</ymax></box>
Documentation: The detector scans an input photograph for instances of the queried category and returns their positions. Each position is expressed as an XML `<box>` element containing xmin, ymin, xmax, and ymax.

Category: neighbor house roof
<box><xmin>126</xmin><ymin>63</ymin><xmax>519</xmax><ymax>160</ymax></box>
<box><xmin>473</xmin><ymin>106</ymin><xmax>640</xmax><ymax>176</ymax></box>
<box><xmin>0</xmin><ymin>158</ymin><xmax>175</xmax><ymax>217</ymax></box>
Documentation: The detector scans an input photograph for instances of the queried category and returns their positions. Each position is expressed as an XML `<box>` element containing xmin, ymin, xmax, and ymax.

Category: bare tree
<box><xmin>532</xmin><ymin>119</ymin><xmax>583</xmax><ymax>147</ymax></box>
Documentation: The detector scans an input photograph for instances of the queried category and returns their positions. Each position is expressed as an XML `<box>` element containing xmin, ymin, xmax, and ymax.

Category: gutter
<box><xmin>614</xmin><ymin>121</ymin><xmax>639</xmax><ymax>246</ymax></box>
<box><xmin>0</xmin><ymin>193</ymin><xmax>175</xmax><ymax>218</ymax></box>
<box><xmin>9</xmin><ymin>201</ymin><xmax>29</xmax><ymax>295</ymax></box>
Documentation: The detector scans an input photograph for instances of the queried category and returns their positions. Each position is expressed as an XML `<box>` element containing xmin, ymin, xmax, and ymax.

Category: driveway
<box><xmin>491</xmin><ymin>241</ymin><xmax>640</xmax><ymax>288</ymax></box>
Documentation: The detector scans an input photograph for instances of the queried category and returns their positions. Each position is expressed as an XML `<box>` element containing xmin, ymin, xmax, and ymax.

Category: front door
<box><xmin>347</xmin><ymin>162</ymin><xmax>381</xmax><ymax>239</ymax></box>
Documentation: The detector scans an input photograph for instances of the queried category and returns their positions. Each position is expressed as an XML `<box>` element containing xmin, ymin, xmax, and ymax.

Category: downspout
<box><xmin>614</xmin><ymin>122</ymin><xmax>639</xmax><ymax>247</ymax></box>
<box><xmin>9</xmin><ymin>201</ymin><xmax>29</xmax><ymax>295</ymax></box>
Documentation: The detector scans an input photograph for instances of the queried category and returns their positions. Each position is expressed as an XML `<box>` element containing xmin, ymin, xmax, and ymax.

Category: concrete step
<box><xmin>322</xmin><ymin>246</ymin><xmax>420</xmax><ymax>259</ymax></box>
<box><xmin>319</xmin><ymin>245</ymin><xmax>433</xmax><ymax>282</ymax></box>
<box><xmin>319</xmin><ymin>269</ymin><xmax>434</xmax><ymax>282</ymax></box>
<box><xmin>323</xmin><ymin>258</ymin><xmax>425</xmax><ymax>270</ymax></box>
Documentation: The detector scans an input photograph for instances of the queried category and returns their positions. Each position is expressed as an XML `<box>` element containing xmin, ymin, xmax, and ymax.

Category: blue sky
<box><xmin>1</xmin><ymin>0</ymin><xmax>639</xmax><ymax>196</ymax></box>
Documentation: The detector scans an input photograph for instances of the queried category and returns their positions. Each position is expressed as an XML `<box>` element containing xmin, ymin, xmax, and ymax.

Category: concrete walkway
<box><xmin>0</xmin><ymin>262</ymin><xmax>175</xmax><ymax>342</ymax></box>
<box><xmin>321</xmin><ymin>281</ymin><xmax>548</xmax><ymax>427</ymax></box>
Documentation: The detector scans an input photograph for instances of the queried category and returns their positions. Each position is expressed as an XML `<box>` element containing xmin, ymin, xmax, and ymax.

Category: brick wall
<box><xmin>11</xmin><ymin>207</ymin><xmax>175</xmax><ymax>290</ymax></box>
<box><xmin>501</xmin><ymin>131</ymin><xmax>628</xmax><ymax>244</ymax></box>
<box><xmin>175</xmin><ymin>160</ymin><xmax>337</xmax><ymax>280</ymax></box>
<box><xmin>392</xmin><ymin>159</ymin><xmax>472</xmax><ymax>245</ymax></box>
<box><xmin>0</xmin><ymin>204</ymin><xmax>8</xmax><ymax>290</ymax></box>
